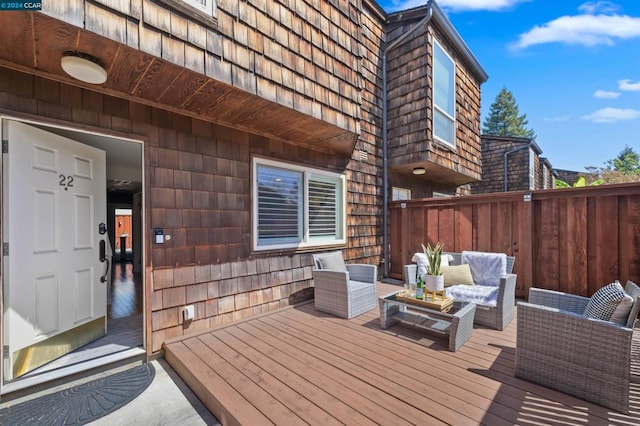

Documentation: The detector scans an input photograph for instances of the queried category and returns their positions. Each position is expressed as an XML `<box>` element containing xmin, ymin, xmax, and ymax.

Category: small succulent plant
<box><xmin>422</xmin><ymin>242</ymin><xmax>445</xmax><ymax>276</ymax></box>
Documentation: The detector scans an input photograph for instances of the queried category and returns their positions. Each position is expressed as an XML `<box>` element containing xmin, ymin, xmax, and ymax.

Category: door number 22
<box><xmin>59</xmin><ymin>174</ymin><xmax>74</xmax><ymax>190</ymax></box>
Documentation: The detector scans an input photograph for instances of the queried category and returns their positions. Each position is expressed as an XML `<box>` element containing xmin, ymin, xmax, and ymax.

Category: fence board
<box><xmin>438</xmin><ymin>207</ymin><xmax>455</xmax><ymax>250</ymax></box>
<box><xmin>475</xmin><ymin>203</ymin><xmax>491</xmax><ymax>252</ymax></box>
<box><xmin>593</xmin><ymin>196</ymin><xmax>619</xmax><ymax>290</ymax></box>
<box><xmin>536</xmin><ymin>198</ymin><xmax>560</xmax><ymax>291</ymax></box>
<box><xmin>562</xmin><ymin>197</ymin><xmax>588</xmax><ymax>295</ymax></box>
<box><xmin>454</xmin><ymin>204</ymin><xmax>473</xmax><ymax>252</ymax></box>
<box><xmin>628</xmin><ymin>195</ymin><xmax>640</xmax><ymax>280</ymax></box>
<box><xmin>389</xmin><ymin>183</ymin><xmax>640</xmax><ymax>298</ymax></box>
<box><xmin>619</xmin><ymin>196</ymin><xmax>630</xmax><ymax>283</ymax></box>
<box><xmin>426</xmin><ymin>207</ymin><xmax>439</xmax><ymax>246</ymax></box>
<box><xmin>493</xmin><ymin>202</ymin><xmax>508</xmax><ymax>251</ymax></box>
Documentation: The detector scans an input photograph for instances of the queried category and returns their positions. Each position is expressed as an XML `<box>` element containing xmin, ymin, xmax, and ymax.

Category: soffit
<box><xmin>0</xmin><ymin>12</ymin><xmax>357</xmax><ymax>156</ymax></box>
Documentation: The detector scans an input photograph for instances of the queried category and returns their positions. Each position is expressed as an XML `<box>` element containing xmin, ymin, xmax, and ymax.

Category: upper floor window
<box><xmin>529</xmin><ymin>149</ymin><xmax>536</xmax><ymax>190</ymax></box>
<box><xmin>253</xmin><ymin>158</ymin><xmax>346</xmax><ymax>251</ymax></box>
<box><xmin>180</xmin><ymin>0</ymin><xmax>216</xmax><ymax>16</ymax></box>
<box><xmin>543</xmin><ymin>166</ymin><xmax>549</xmax><ymax>189</ymax></box>
<box><xmin>433</xmin><ymin>40</ymin><xmax>456</xmax><ymax>147</ymax></box>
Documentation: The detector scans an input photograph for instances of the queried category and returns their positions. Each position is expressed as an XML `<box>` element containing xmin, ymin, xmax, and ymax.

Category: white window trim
<box><xmin>392</xmin><ymin>187</ymin><xmax>411</xmax><ymax>201</ymax></box>
<box><xmin>177</xmin><ymin>0</ymin><xmax>216</xmax><ymax>17</ymax></box>
<box><xmin>252</xmin><ymin>157</ymin><xmax>346</xmax><ymax>252</ymax></box>
<box><xmin>432</xmin><ymin>39</ymin><xmax>456</xmax><ymax>148</ymax></box>
<box><xmin>529</xmin><ymin>149</ymin><xmax>536</xmax><ymax>190</ymax></box>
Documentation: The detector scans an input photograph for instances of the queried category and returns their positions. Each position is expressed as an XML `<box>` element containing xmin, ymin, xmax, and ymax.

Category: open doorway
<box><xmin>1</xmin><ymin>117</ymin><xmax>145</xmax><ymax>392</ymax></box>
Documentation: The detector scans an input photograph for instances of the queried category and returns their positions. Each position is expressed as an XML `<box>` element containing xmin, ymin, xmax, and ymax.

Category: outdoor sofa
<box><xmin>404</xmin><ymin>251</ymin><xmax>516</xmax><ymax>330</ymax></box>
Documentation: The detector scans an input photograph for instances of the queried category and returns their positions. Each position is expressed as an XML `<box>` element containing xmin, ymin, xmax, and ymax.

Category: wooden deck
<box><xmin>164</xmin><ymin>282</ymin><xmax>640</xmax><ymax>425</ymax></box>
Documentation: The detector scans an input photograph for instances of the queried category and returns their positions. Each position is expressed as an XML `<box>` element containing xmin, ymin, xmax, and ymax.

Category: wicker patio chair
<box><xmin>404</xmin><ymin>252</ymin><xmax>516</xmax><ymax>330</ymax></box>
<box><xmin>515</xmin><ymin>281</ymin><xmax>640</xmax><ymax>414</ymax></box>
<box><xmin>312</xmin><ymin>251</ymin><xmax>377</xmax><ymax>319</ymax></box>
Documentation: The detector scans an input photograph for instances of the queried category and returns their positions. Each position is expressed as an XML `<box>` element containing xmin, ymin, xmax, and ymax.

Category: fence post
<box><xmin>519</xmin><ymin>192</ymin><xmax>534</xmax><ymax>299</ymax></box>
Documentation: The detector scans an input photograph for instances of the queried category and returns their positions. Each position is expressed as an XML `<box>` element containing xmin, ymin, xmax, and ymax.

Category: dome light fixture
<box><xmin>60</xmin><ymin>51</ymin><xmax>107</xmax><ymax>85</ymax></box>
<box><xmin>413</xmin><ymin>167</ymin><xmax>426</xmax><ymax>175</ymax></box>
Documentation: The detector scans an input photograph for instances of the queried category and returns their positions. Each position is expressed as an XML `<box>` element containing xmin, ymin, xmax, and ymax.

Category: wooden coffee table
<box><xmin>379</xmin><ymin>290</ymin><xmax>476</xmax><ymax>352</ymax></box>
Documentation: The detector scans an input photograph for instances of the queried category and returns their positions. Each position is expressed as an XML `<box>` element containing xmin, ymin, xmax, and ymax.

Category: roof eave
<box><xmin>430</xmin><ymin>1</ymin><xmax>489</xmax><ymax>83</ymax></box>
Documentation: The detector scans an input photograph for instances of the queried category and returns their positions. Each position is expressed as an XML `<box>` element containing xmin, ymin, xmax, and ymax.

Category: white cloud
<box><xmin>593</xmin><ymin>90</ymin><xmax>620</xmax><ymax>99</ymax></box>
<box><xmin>386</xmin><ymin>0</ymin><xmax>424</xmax><ymax>11</ymax></box>
<box><xmin>511</xmin><ymin>9</ymin><xmax>640</xmax><ymax>50</ymax></box>
<box><xmin>578</xmin><ymin>1</ymin><xmax>620</xmax><ymax>15</ymax></box>
<box><xmin>435</xmin><ymin>0</ymin><xmax>527</xmax><ymax>11</ymax></box>
<box><xmin>582</xmin><ymin>107</ymin><xmax>640</xmax><ymax>123</ymax></box>
<box><xmin>544</xmin><ymin>115</ymin><xmax>571</xmax><ymax>122</ymax></box>
<box><xmin>388</xmin><ymin>0</ymin><xmax>526</xmax><ymax>12</ymax></box>
<box><xmin>618</xmin><ymin>79</ymin><xmax>640</xmax><ymax>91</ymax></box>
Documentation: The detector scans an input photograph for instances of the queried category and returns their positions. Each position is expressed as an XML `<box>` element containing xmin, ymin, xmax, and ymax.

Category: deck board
<box><xmin>165</xmin><ymin>282</ymin><xmax>640</xmax><ymax>425</ymax></box>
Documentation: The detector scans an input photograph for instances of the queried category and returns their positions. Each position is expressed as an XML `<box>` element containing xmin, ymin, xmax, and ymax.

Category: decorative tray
<box><xmin>395</xmin><ymin>291</ymin><xmax>453</xmax><ymax>312</ymax></box>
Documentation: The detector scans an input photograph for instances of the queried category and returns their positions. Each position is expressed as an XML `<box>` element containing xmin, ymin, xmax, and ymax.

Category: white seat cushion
<box><xmin>446</xmin><ymin>284</ymin><xmax>500</xmax><ymax>307</ymax></box>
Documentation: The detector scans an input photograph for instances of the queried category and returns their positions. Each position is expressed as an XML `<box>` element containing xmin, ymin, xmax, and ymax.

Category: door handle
<box><xmin>99</xmin><ymin>239</ymin><xmax>109</xmax><ymax>283</ymax></box>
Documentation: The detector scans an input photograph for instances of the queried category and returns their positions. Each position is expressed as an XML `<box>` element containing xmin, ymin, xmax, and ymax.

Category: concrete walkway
<box><xmin>89</xmin><ymin>359</ymin><xmax>219</xmax><ymax>425</ymax></box>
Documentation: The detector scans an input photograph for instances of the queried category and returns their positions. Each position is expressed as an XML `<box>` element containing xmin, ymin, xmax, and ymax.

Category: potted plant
<box><xmin>421</xmin><ymin>242</ymin><xmax>445</xmax><ymax>299</ymax></box>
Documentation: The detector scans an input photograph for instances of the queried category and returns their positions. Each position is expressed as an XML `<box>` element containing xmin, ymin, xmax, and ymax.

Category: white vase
<box><xmin>424</xmin><ymin>275</ymin><xmax>444</xmax><ymax>292</ymax></box>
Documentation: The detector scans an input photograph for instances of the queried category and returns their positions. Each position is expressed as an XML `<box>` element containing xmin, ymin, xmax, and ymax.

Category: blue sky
<box><xmin>378</xmin><ymin>0</ymin><xmax>640</xmax><ymax>172</ymax></box>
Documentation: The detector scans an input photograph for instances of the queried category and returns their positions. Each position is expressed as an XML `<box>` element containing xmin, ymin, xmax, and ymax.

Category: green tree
<box><xmin>482</xmin><ymin>87</ymin><xmax>536</xmax><ymax>139</ymax></box>
<box><xmin>606</xmin><ymin>145</ymin><xmax>640</xmax><ymax>175</ymax></box>
<box><xmin>577</xmin><ymin>147</ymin><xmax>640</xmax><ymax>186</ymax></box>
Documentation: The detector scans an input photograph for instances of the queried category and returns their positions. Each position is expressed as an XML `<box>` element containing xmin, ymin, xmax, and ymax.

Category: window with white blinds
<box><xmin>256</xmin><ymin>166</ymin><xmax>302</xmax><ymax>245</ymax></box>
<box><xmin>254</xmin><ymin>159</ymin><xmax>345</xmax><ymax>251</ymax></box>
<box><xmin>179</xmin><ymin>0</ymin><xmax>216</xmax><ymax>16</ymax></box>
<box><xmin>308</xmin><ymin>177</ymin><xmax>339</xmax><ymax>241</ymax></box>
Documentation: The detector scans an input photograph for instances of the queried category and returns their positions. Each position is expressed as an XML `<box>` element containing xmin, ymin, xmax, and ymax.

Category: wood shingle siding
<box><xmin>386</xmin><ymin>11</ymin><xmax>483</xmax><ymax>192</ymax></box>
<box><xmin>0</xmin><ymin>0</ymin><xmax>486</xmax><ymax>361</ymax></box>
<box><xmin>15</xmin><ymin>1</ymin><xmax>361</xmax><ymax>154</ymax></box>
<box><xmin>0</xmin><ymin>68</ymin><xmax>341</xmax><ymax>352</ymax></box>
<box><xmin>472</xmin><ymin>136</ymin><xmax>541</xmax><ymax>194</ymax></box>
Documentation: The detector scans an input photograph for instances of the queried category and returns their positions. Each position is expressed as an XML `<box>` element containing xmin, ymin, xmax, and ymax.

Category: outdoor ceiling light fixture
<box><xmin>413</xmin><ymin>167</ymin><xmax>426</xmax><ymax>175</ymax></box>
<box><xmin>60</xmin><ymin>51</ymin><xmax>107</xmax><ymax>85</ymax></box>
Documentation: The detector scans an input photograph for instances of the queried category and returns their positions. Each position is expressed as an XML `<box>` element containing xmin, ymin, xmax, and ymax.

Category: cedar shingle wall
<box><xmin>344</xmin><ymin>4</ymin><xmax>384</xmax><ymax>264</ymax></box>
<box><xmin>385</xmin><ymin>21</ymin><xmax>482</xmax><ymax>182</ymax></box>
<box><xmin>0</xmin><ymin>68</ymin><xmax>349</xmax><ymax>352</ymax></box>
<box><xmin>387</xmin><ymin>22</ymin><xmax>429</xmax><ymax>159</ymax></box>
<box><xmin>472</xmin><ymin>136</ymin><xmax>535</xmax><ymax>193</ymax></box>
<box><xmin>1</xmin><ymin>2</ymin><xmax>481</xmax><ymax>354</ymax></box>
<box><xmin>42</xmin><ymin>0</ymin><xmax>363</xmax><ymax>135</ymax></box>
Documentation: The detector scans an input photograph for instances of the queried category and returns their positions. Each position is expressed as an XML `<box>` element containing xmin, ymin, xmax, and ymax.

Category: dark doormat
<box><xmin>0</xmin><ymin>363</ymin><xmax>155</xmax><ymax>425</ymax></box>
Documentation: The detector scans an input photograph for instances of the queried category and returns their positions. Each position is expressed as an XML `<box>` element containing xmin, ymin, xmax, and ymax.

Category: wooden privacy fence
<box><xmin>389</xmin><ymin>183</ymin><xmax>640</xmax><ymax>298</ymax></box>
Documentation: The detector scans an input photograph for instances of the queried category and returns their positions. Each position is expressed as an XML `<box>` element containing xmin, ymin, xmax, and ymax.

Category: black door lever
<box><xmin>99</xmin><ymin>239</ymin><xmax>109</xmax><ymax>283</ymax></box>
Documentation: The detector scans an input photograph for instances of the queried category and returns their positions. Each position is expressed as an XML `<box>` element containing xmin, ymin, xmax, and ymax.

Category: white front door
<box><xmin>2</xmin><ymin>120</ymin><xmax>107</xmax><ymax>380</ymax></box>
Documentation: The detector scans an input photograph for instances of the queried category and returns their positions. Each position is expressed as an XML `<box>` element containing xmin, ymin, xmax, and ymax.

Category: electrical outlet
<box><xmin>183</xmin><ymin>305</ymin><xmax>195</xmax><ymax>321</ymax></box>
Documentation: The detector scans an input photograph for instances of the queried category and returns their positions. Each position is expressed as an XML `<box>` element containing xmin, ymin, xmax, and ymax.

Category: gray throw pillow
<box><xmin>316</xmin><ymin>251</ymin><xmax>348</xmax><ymax>272</ymax></box>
